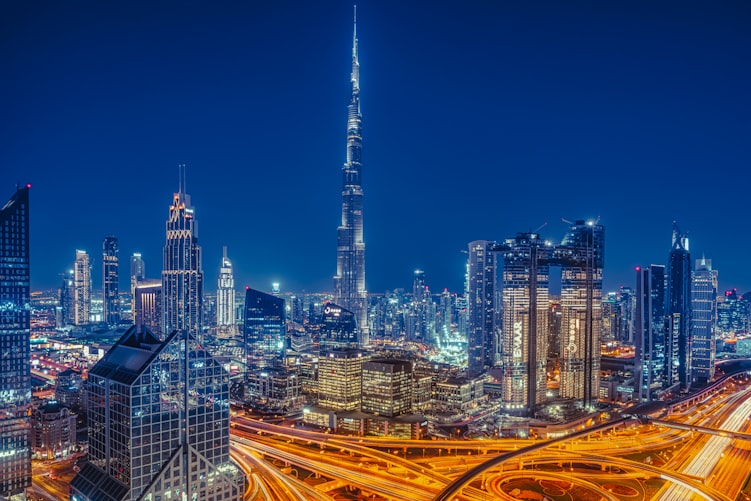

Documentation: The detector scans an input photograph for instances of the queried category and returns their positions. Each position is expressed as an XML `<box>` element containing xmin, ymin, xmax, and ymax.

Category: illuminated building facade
<box><xmin>74</xmin><ymin>249</ymin><xmax>91</xmax><ymax>325</ymax></box>
<box><xmin>717</xmin><ymin>289</ymin><xmax>749</xmax><ymax>337</ymax></box>
<box><xmin>31</xmin><ymin>401</ymin><xmax>76</xmax><ymax>460</ymax></box>
<box><xmin>498</xmin><ymin>233</ymin><xmax>551</xmax><ymax>416</ymax></box>
<box><xmin>319</xmin><ymin>302</ymin><xmax>357</xmax><ymax>350</ymax></box>
<box><xmin>334</xmin><ymin>9</ymin><xmax>368</xmax><ymax>346</ymax></box>
<box><xmin>70</xmin><ymin>326</ymin><xmax>244</xmax><ymax>501</ymax></box>
<box><xmin>102</xmin><ymin>236</ymin><xmax>120</xmax><ymax>325</ymax></box>
<box><xmin>243</xmin><ymin>287</ymin><xmax>286</xmax><ymax>365</ymax></box>
<box><xmin>361</xmin><ymin>359</ymin><xmax>412</xmax><ymax>417</ymax></box>
<box><xmin>318</xmin><ymin>349</ymin><xmax>364</xmax><ymax>412</ymax></box>
<box><xmin>556</xmin><ymin>220</ymin><xmax>604</xmax><ymax>409</ymax></box>
<box><xmin>216</xmin><ymin>246</ymin><xmax>235</xmax><ymax>328</ymax></box>
<box><xmin>666</xmin><ymin>221</ymin><xmax>692</xmax><ymax>391</ymax></box>
<box><xmin>467</xmin><ymin>240</ymin><xmax>498</xmax><ymax>377</ymax></box>
<box><xmin>130</xmin><ymin>252</ymin><xmax>145</xmax><ymax>302</ymax></box>
<box><xmin>0</xmin><ymin>185</ymin><xmax>31</xmax><ymax>498</ymax></box>
<box><xmin>691</xmin><ymin>257</ymin><xmax>717</xmax><ymax>384</ymax></box>
<box><xmin>162</xmin><ymin>167</ymin><xmax>203</xmax><ymax>339</ymax></box>
<box><xmin>634</xmin><ymin>265</ymin><xmax>666</xmax><ymax>402</ymax></box>
<box><xmin>134</xmin><ymin>279</ymin><xmax>162</xmax><ymax>335</ymax></box>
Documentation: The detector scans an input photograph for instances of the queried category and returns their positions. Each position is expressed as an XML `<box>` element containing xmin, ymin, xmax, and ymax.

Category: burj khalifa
<box><xmin>334</xmin><ymin>7</ymin><xmax>368</xmax><ymax>346</ymax></box>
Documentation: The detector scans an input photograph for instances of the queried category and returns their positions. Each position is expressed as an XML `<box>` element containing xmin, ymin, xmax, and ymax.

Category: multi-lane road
<box><xmin>229</xmin><ymin>374</ymin><xmax>751</xmax><ymax>501</ymax></box>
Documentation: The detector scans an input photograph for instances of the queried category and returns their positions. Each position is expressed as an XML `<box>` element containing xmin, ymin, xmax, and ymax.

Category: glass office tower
<box><xmin>0</xmin><ymin>185</ymin><xmax>31</xmax><ymax>499</ymax></box>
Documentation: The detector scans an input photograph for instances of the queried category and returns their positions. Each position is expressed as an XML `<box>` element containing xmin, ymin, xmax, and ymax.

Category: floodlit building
<box><xmin>497</xmin><ymin>233</ymin><xmax>551</xmax><ymax>416</ymax></box>
<box><xmin>216</xmin><ymin>246</ymin><xmax>235</xmax><ymax>328</ymax></box>
<box><xmin>556</xmin><ymin>220</ymin><xmax>604</xmax><ymax>410</ymax></box>
<box><xmin>74</xmin><ymin>249</ymin><xmax>91</xmax><ymax>326</ymax></box>
<box><xmin>334</xmin><ymin>9</ymin><xmax>368</xmax><ymax>346</ymax></box>
<box><xmin>162</xmin><ymin>166</ymin><xmax>203</xmax><ymax>339</ymax></box>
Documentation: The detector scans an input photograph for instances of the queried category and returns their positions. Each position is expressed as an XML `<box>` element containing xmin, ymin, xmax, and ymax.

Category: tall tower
<box><xmin>691</xmin><ymin>256</ymin><xmax>717</xmax><ymax>384</ymax></box>
<box><xmin>130</xmin><ymin>252</ymin><xmax>145</xmax><ymax>300</ymax></box>
<box><xmin>634</xmin><ymin>265</ymin><xmax>666</xmax><ymax>402</ymax></box>
<box><xmin>0</xmin><ymin>185</ymin><xmax>31</xmax><ymax>498</ymax></box>
<box><xmin>162</xmin><ymin>165</ymin><xmax>203</xmax><ymax>339</ymax></box>
<box><xmin>466</xmin><ymin>240</ymin><xmax>498</xmax><ymax>377</ymax></box>
<box><xmin>334</xmin><ymin>7</ymin><xmax>368</xmax><ymax>346</ymax></box>
<box><xmin>73</xmin><ymin>249</ymin><xmax>91</xmax><ymax>325</ymax></box>
<box><xmin>665</xmin><ymin>221</ymin><xmax>691</xmax><ymax>391</ymax></box>
<box><xmin>216</xmin><ymin>246</ymin><xmax>236</xmax><ymax>328</ymax></box>
<box><xmin>102</xmin><ymin>236</ymin><xmax>120</xmax><ymax>325</ymax></box>
<box><xmin>498</xmin><ymin>233</ymin><xmax>551</xmax><ymax>416</ymax></box>
<box><xmin>556</xmin><ymin>220</ymin><xmax>604</xmax><ymax>410</ymax></box>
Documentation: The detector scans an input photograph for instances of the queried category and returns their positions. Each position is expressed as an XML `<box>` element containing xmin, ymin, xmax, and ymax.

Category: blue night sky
<box><xmin>3</xmin><ymin>1</ymin><xmax>750</xmax><ymax>296</ymax></box>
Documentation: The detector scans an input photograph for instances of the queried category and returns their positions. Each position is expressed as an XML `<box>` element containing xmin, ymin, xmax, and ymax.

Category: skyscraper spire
<box><xmin>335</xmin><ymin>6</ymin><xmax>368</xmax><ymax>346</ymax></box>
<box><xmin>351</xmin><ymin>5</ymin><xmax>359</xmax><ymax>92</ymax></box>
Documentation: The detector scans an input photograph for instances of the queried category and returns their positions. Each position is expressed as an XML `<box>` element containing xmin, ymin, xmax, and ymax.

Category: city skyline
<box><xmin>3</xmin><ymin>1</ymin><xmax>750</xmax><ymax>296</ymax></box>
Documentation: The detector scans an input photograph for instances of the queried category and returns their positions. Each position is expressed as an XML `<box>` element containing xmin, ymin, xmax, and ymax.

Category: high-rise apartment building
<box><xmin>361</xmin><ymin>359</ymin><xmax>413</xmax><ymax>418</ymax></box>
<box><xmin>334</xmin><ymin>9</ymin><xmax>368</xmax><ymax>346</ymax></box>
<box><xmin>466</xmin><ymin>240</ymin><xmax>498</xmax><ymax>377</ymax></box>
<box><xmin>497</xmin><ymin>233</ymin><xmax>551</xmax><ymax>416</ymax></box>
<box><xmin>0</xmin><ymin>185</ymin><xmax>32</xmax><ymax>498</ymax></box>
<box><xmin>102</xmin><ymin>236</ymin><xmax>120</xmax><ymax>325</ymax></box>
<box><xmin>665</xmin><ymin>222</ymin><xmax>692</xmax><ymax>391</ymax></box>
<box><xmin>70</xmin><ymin>326</ymin><xmax>245</xmax><ymax>500</ymax></box>
<box><xmin>634</xmin><ymin>265</ymin><xmax>666</xmax><ymax>402</ymax></box>
<box><xmin>691</xmin><ymin>257</ymin><xmax>717</xmax><ymax>384</ymax></box>
<box><xmin>162</xmin><ymin>167</ymin><xmax>203</xmax><ymax>339</ymax></box>
<box><xmin>556</xmin><ymin>220</ymin><xmax>604</xmax><ymax>409</ymax></box>
<box><xmin>216</xmin><ymin>246</ymin><xmax>235</xmax><ymax>328</ymax></box>
<box><xmin>74</xmin><ymin>249</ymin><xmax>91</xmax><ymax>325</ymax></box>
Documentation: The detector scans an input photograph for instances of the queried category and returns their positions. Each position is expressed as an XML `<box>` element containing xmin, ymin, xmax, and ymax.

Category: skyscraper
<box><xmin>162</xmin><ymin>166</ymin><xmax>203</xmax><ymax>339</ymax></box>
<box><xmin>133</xmin><ymin>279</ymin><xmax>162</xmax><ymax>334</ymax></box>
<box><xmin>665</xmin><ymin>221</ymin><xmax>692</xmax><ymax>391</ymax></box>
<box><xmin>70</xmin><ymin>327</ymin><xmax>245</xmax><ymax>500</ymax></box>
<box><xmin>243</xmin><ymin>287</ymin><xmax>286</xmax><ymax>368</ymax></box>
<box><xmin>634</xmin><ymin>265</ymin><xmax>666</xmax><ymax>402</ymax></box>
<box><xmin>556</xmin><ymin>220</ymin><xmax>604</xmax><ymax>409</ymax></box>
<box><xmin>466</xmin><ymin>240</ymin><xmax>498</xmax><ymax>377</ymax></box>
<box><xmin>216</xmin><ymin>246</ymin><xmax>235</xmax><ymax>328</ymax></box>
<box><xmin>102</xmin><ymin>236</ymin><xmax>120</xmax><ymax>325</ymax></box>
<box><xmin>691</xmin><ymin>256</ymin><xmax>717</xmax><ymax>384</ymax></box>
<box><xmin>334</xmin><ymin>8</ymin><xmax>368</xmax><ymax>346</ymax></box>
<box><xmin>73</xmin><ymin>249</ymin><xmax>91</xmax><ymax>326</ymax></box>
<box><xmin>0</xmin><ymin>185</ymin><xmax>31</xmax><ymax>499</ymax></box>
<box><xmin>497</xmin><ymin>233</ymin><xmax>551</xmax><ymax>416</ymax></box>
<box><xmin>130</xmin><ymin>252</ymin><xmax>145</xmax><ymax>301</ymax></box>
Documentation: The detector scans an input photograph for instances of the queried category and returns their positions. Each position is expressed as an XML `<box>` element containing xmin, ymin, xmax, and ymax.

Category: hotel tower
<box><xmin>162</xmin><ymin>166</ymin><xmax>203</xmax><ymax>339</ymax></box>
